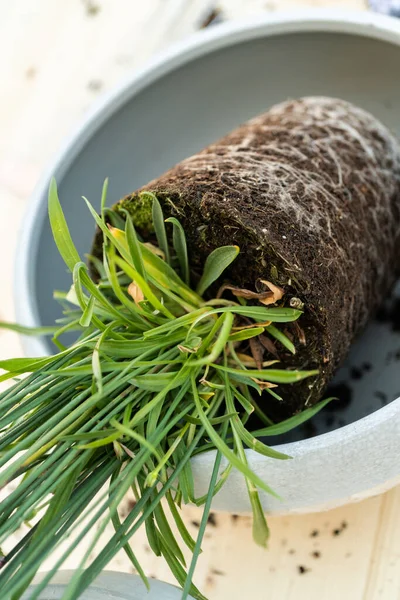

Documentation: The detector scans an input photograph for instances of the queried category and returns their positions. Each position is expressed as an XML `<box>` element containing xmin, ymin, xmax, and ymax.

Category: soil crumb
<box><xmin>325</xmin><ymin>382</ymin><xmax>353</xmax><ymax>410</ymax></box>
<box><xmin>301</xmin><ymin>420</ymin><xmax>318</xmax><ymax>439</ymax></box>
<box><xmin>310</xmin><ymin>529</ymin><xmax>319</xmax><ymax>537</ymax></box>
<box><xmin>82</xmin><ymin>0</ymin><xmax>100</xmax><ymax>16</ymax></box>
<box><xmin>375</xmin><ymin>298</ymin><xmax>400</xmax><ymax>331</ymax></box>
<box><xmin>207</xmin><ymin>513</ymin><xmax>217</xmax><ymax>527</ymax></box>
<box><xmin>199</xmin><ymin>7</ymin><xmax>223</xmax><ymax>29</ymax></box>
<box><xmin>87</xmin><ymin>79</ymin><xmax>103</xmax><ymax>92</ymax></box>
<box><xmin>297</xmin><ymin>565</ymin><xmax>310</xmax><ymax>574</ymax></box>
<box><xmin>332</xmin><ymin>521</ymin><xmax>348</xmax><ymax>536</ymax></box>
<box><xmin>374</xmin><ymin>390</ymin><xmax>388</xmax><ymax>405</ymax></box>
<box><xmin>350</xmin><ymin>367</ymin><xmax>363</xmax><ymax>380</ymax></box>
<box><xmin>25</xmin><ymin>67</ymin><xmax>37</xmax><ymax>79</ymax></box>
<box><xmin>325</xmin><ymin>414</ymin><xmax>335</xmax><ymax>427</ymax></box>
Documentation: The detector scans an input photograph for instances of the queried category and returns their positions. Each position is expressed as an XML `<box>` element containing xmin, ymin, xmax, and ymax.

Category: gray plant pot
<box><xmin>15</xmin><ymin>10</ymin><xmax>400</xmax><ymax>514</ymax></box>
<box><xmin>22</xmin><ymin>571</ymin><xmax>190</xmax><ymax>599</ymax></box>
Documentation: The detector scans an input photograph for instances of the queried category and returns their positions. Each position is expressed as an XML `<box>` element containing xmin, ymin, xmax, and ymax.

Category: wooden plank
<box><xmin>1</xmin><ymin>2</ymin><xmax>399</xmax><ymax>600</ymax></box>
<box><xmin>364</xmin><ymin>486</ymin><xmax>400</xmax><ymax>600</ymax></box>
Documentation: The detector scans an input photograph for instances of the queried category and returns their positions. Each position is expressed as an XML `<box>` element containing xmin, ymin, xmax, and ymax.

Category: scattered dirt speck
<box><xmin>205</xmin><ymin>575</ymin><xmax>215</xmax><ymax>588</ymax></box>
<box><xmin>375</xmin><ymin>298</ymin><xmax>400</xmax><ymax>331</ymax></box>
<box><xmin>199</xmin><ymin>7</ymin><xmax>223</xmax><ymax>29</ymax></box>
<box><xmin>288</xmin><ymin>549</ymin><xmax>296</xmax><ymax>555</ymax></box>
<box><xmin>325</xmin><ymin>383</ymin><xmax>352</xmax><ymax>410</ymax></box>
<box><xmin>363</xmin><ymin>362</ymin><xmax>372</xmax><ymax>371</ymax></box>
<box><xmin>332</xmin><ymin>522</ymin><xmax>348</xmax><ymax>537</ymax></box>
<box><xmin>231</xmin><ymin>514</ymin><xmax>239</xmax><ymax>522</ymax></box>
<box><xmin>311</xmin><ymin>550</ymin><xmax>321</xmax><ymax>559</ymax></box>
<box><xmin>211</xmin><ymin>568</ymin><xmax>225</xmax><ymax>576</ymax></box>
<box><xmin>207</xmin><ymin>512</ymin><xmax>217</xmax><ymax>527</ymax></box>
<box><xmin>83</xmin><ymin>0</ymin><xmax>101</xmax><ymax>16</ymax></box>
<box><xmin>191</xmin><ymin>520</ymin><xmax>200</xmax><ymax>528</ymax></box>
<box><xmin>25</xmin><ymin>67</ymin><xmax>37</xmax><ymax>79</ymax></box>
<box><xmin>374</xmin><ymin>390</ymin><xmax>388</xmax><ymax>406</ymax></box>
<box><xmin>87</xmin><ymin>79</ymin><xmax>103</xmax><ymax>92</ymax></box>
<box><xmin>281</xmin><ymin>538</ymin><xmax>288</xmax><ymax>547</ymax></box>
<box><xmin>310</xmin><ymin>529</ymin><xmax>319</xmax><ymax>537</ymax></box>
<box><xmin>325</xmin><ymin>414</ymin><xmax>335</xmax><ymax>428</ymax></box>
<box><xmin>302</xmin><ymin>420</ymin><xmax>318</xmax><ymax>438</ymax></box>
<box><xmin>297</xmin><ymin>565</ymin><xmax>310</xmax><ymax>574</ymax></box>
<box><xmin>345</xmin><ymin>552</ymin><xmax>352</xmax><ymax>558</ymax></box>
<box><xmin>350</xmin><ymin>366</ymin><xmax>363</xmax><ymax>380</ymax></box>
<box><xmin>375</xmin><ymin>306</ymin><xmax>388</xmax><ymax>322</ymax></box>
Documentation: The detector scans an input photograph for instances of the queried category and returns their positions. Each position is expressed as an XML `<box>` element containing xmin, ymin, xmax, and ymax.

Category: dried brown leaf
<box><xmin>217</xmin><ymin>283</ymin><xmax>273</xmax><ymax>302</ymax></box>
<box><xmin>249</xmin><ymin>337</ymin><xmax>264</xmax><ymax>370</ymax></box>
<box><xmin>235</xmin><ymin>353</ymin><xmax>278</xmax><ymax>368</ymax></box>
<box><xmin>250</xmin><ymin>378</ymin><xmax>278</xmax><ymax>390</ymax></box>
<box><xmin>283</xmin><ymin>329</ymin><xmax>294</xmax><ymax>342</ymax></box>
<box><xmin>144</xmin><ymin>242</ymin><xmax>165</xmax><ymax>259</ymax></box>
<box><xmin>120</xmin><ymin>443</ymin><xmax>136</xmax><ymax>460</ymax></box>
<box><xmin>258</xmin><ymin>280</ymin><xmax>285</xmax><ymax>305</ymax></box>
<box><xmin>292</xmin><ymin>321</ymin><xmax>306</xmax><ymax>345</ymax></box>
<box><xmin>232</xmin><ymin>320</ymin><xmax>272</xmax><ymax>331</ymax></box>
<box><xmin>128</xmin><ymin>282</ymin><xmax>144</xmax><ymax>304</ymax></box>
<box><xmin>259</xmin><ymin>334</ymin><xmax>279</xmax><ymax>358</ymax></box>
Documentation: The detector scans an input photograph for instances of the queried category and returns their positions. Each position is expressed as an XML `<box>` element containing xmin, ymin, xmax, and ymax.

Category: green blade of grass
<box><xmin>123</xmin><ymin>211</ymin><xmax>147</xmax><ymax>281</ymax></box>
<box><xmin>181</xmin><ymin>444</ymin><xmax>224</xmax><ymax>600</ymax></box>
<box><xmin>228</xmin><ymin>326</ymin><xmax>265</xmax><ymax>343</ymax></box>
<box><xmin>0</xmin><ymin>322</ymin><xmax>59</xmax><ymax>336</ymax></box>
<box><xmin>166</xmin><ymin>217</ymin><xmax>189</xmax><ymax>284</ymax></box>
<box><xmin>213</xmin><ymin>364</ymin><xmax>319</xmax><ymax>384</ymax></box>
<box><xmin>166</xmin><ymin>491</ymin><xmax>196</xmax><ymax>553</ymax></box>
<box><xmin>152</xmin><ymin>196</ymin><xmax>170</xmax><ymax>265</ymax></box>
<box><xmin>196</xmin><ymin>246</ymin><xmax>239</xmax><ymax>296</ymax></box>
<box><xmin>252</xmin><ymin>398</ymin><xmax>333</xmax><ymax>437</ymax></box>
<box><xmin>191</xmin><ymin>374</ymin><xmax>280</xmax><ymax>499</ymax></box>
<box><xmin>100</xmin><ymin>178</ymin><xmax>109</xmax><ymax>218</ymax></box>
<box><xmin>79</xmin><ymin>295</ymin><xmax>95</xmax><ymax>328</ymax></box>
<box><xmin>48</xmin><ymin>178</ymin><xmax>81</xmax><ymax>272</ymax></box>
<box><xmin>266</xmin><ymin>324</ymin><xmax>296</xmax><ymax>354</ymax></box>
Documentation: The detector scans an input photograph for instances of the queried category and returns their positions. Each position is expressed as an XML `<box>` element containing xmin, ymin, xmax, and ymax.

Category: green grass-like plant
<box><xmin>0</xmin><ymin>180</ymin><xmax>327</xmax><ymax>599</ymax></box>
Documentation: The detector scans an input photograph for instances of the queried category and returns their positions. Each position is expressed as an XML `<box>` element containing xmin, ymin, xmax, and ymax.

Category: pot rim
<box><xmin>15</xmin><ymin>8</ymin><xmax>400</xmax><ymax>460</ymax></box>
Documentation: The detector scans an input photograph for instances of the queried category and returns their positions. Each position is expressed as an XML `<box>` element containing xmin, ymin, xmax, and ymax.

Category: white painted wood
<box><xmin>2</xmin><ymin>1</ymin><xmax>400</xmax><ymax>598</ymax></box>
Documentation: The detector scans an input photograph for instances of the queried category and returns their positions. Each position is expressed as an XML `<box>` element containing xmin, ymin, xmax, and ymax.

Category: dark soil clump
<box><xmin>94</xmin><ymin>97</ymin><xmax>400</xmax><ymax>417</ymax></box>
<box><xmin>325</xmin><ymin>382</ymin><xmax>353</xmax><ymax>411</ymax></box>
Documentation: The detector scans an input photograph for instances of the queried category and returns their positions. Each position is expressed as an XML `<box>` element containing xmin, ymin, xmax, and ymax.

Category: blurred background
<box><xmin>1</xmin><ymin>1</ymin><xmax>399</xmax><ymax>599</ymax></box>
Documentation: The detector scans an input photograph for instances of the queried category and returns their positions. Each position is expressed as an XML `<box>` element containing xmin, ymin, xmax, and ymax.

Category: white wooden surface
<box><xmin>1</xmin><ymin>1</ymin><xmax>399</xmax><ymax>598</ymax></box>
